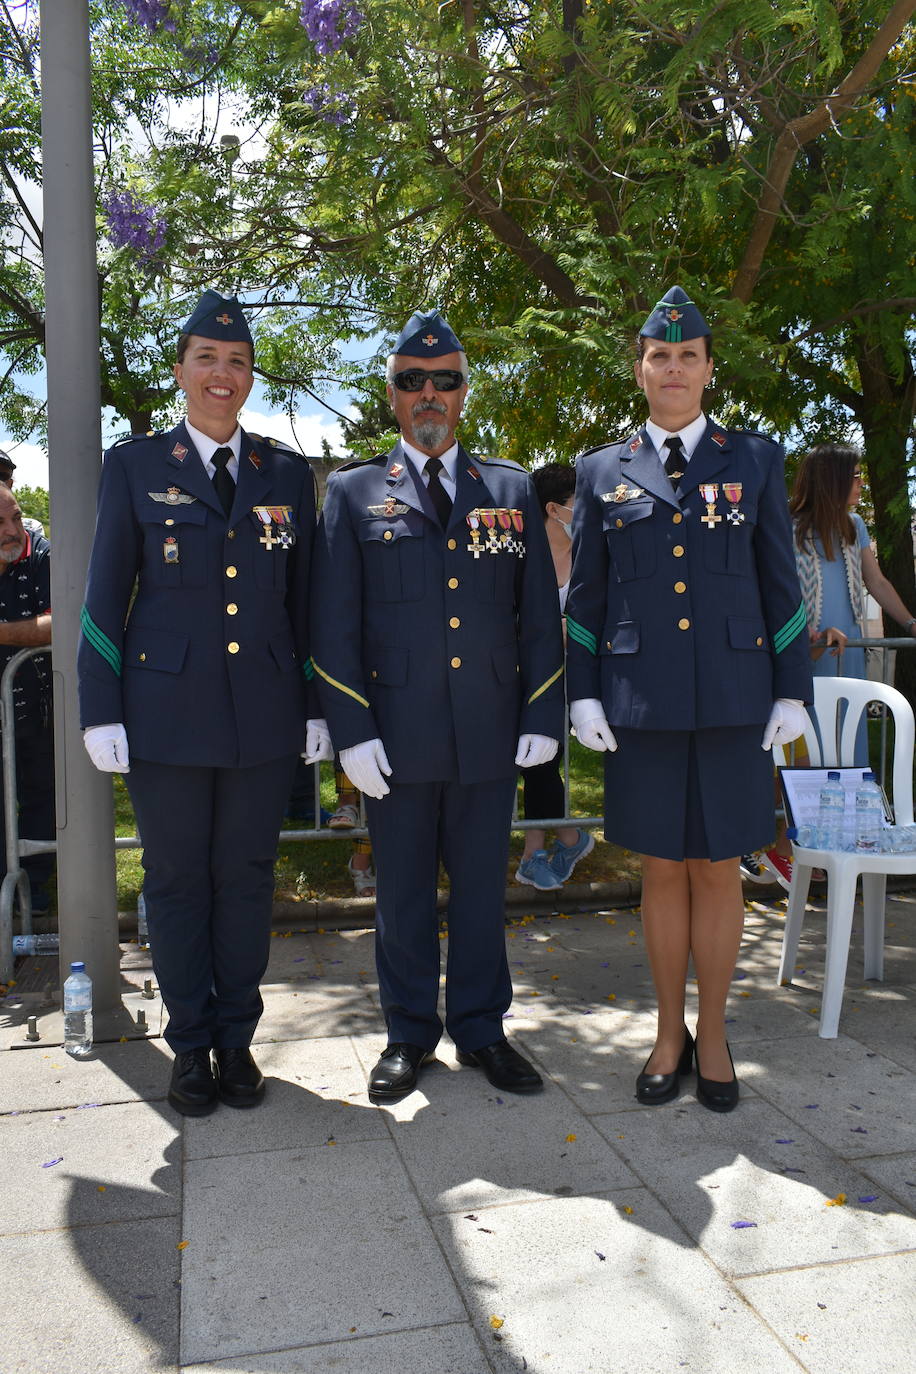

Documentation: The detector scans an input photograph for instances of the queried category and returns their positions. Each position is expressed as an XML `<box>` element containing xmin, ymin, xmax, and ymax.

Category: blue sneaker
<box><xmin>549</xmin><ymin>829</ymin><xmax>595</xmax><ymax>883</ymax></box>
<box><xmin>515</xmin><ymin>850</ymin><xmax>563</xmax><ymax>891</ymax></box>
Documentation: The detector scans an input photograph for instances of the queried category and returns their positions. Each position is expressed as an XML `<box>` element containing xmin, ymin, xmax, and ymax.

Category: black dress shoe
<box><xmin>456</xmin><ymin>1039</ymin><xmax>543</xmax><ymax>1093</ymax></box>
<box><xmin>695</xmin><ymin>1042</ymin><xmax>739</xmax><ymax>1113</ymax></box>
<box><xmin>636</xmin><ymin>1028</ymin><xmax>694</xmax><ymax>1106</ymax></box>
<box><xmin>168</xmin><ymin>1047</ymin><xmax>218</xmax><ymax>1117</ymax></box>
<box><xmin>368</xmin><ymin>1043</ymin><xmax>433</xmax><ymax>1102</ymax></box>
<box><xmin>213</xmin><ymin>1047</ymin><xmax>265</xmax><ymax>1108</ymax></box>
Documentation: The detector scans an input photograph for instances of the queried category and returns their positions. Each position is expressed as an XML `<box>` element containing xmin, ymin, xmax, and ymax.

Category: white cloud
<box><xmin>1</xmin><ymin>440</ymin><xmax>49</xmax><ymax>491</ymax></box>
<box><xmin>238</xmin><ymin>407</ymin><xmax>350</xmax><ymax>458</ymax></box>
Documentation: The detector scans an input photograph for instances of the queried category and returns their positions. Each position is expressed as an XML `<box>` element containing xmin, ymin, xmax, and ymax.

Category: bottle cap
<box><xmin>70</xmin><ymin>961</ymin><xmax>85</xmax><ymax>972</ymax></box>
<box><xmin>863</xmin><ymin>771</ymin><xmax>875</xmax><ymax>780</ymax></box>
<box><xmin>827</xmin><ymin>770</ymin><xmax>841</xmax><ymax>780</ymax></box>
<box><xmin>786</xmin><ymin>827</ymin><xmax>798</xmax><ymax>841</ymax></box>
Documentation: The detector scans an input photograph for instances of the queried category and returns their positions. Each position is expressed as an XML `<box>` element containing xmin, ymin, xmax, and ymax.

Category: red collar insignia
<box><xmin>467</xmin><ymin>466</ymin><xmax>480</xmax><ymax>480</ymax></box>
<box><xmin>711</xmin><ymin>432</ymin><xmax>727</xmax><ymax>447</ymax></box>
<box><xmin>389</xmin><ymin>462</ymin><xmax>404</xmax><ymax>479</ymax></box>
<box><xmin>171</xmin><ymin>442</ymin><xmax>188</xmax><ymax>462</ymax></box>
<box><xmin>249</xmin><ymin>452</ymin><xmax>262</xmax><ymax>469</ymax></box>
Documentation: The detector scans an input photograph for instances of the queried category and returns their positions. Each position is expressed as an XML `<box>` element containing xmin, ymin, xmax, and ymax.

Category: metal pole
<box><xmin>40</xmin><ymin>0</ymin><xmax>120</xmax><ymax>1010</ymax></box>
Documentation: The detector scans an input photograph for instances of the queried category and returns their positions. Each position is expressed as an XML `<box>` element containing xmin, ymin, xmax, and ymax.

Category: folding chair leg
<box><xmin>819</xmin><ymin>867</ymin><xmax>859</xmax><ymax>1039</ymax></box>
<box><xmin>861</xmin><ymin>871</ymin><xmax>887</xmax><ymax>982</ymax></box>
<box><xmin>778</xmin><ymin>863</ymin><xmax>814</xmax><ymax>986</ymax></box>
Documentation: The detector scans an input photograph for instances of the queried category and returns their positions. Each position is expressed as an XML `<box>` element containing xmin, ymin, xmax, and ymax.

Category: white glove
<box><xmin>569</xmin><ymin>698</ymin><xmax>618</xmax><ymax>753</ymax></box>
<box><xmin>761</xmin><ymin>699</ymin><xmax>807</xmax><ymax>750</ymax></box>
<box><xmin>340</xmin><ymin>738</ymin><xmax>393</xmax><ymax>799</ymax></box>
<box><xmin>302</xmin><ymin>718</ymin><xmax>333</xmax><ymax>764</ymax></box>
<box><xmin>83</xmin><ymin>723</ymin><xmax>130</xmax><ymax>773</ymax></box>
<box><xmin>515</xmin><ymin>734</ymin><xmax>559</xmax><ymax>768</ymax></box>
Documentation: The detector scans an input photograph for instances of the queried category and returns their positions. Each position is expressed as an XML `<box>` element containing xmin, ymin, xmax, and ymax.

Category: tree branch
<box><xmin>733</xmin><ymin>0</ymin><xmax>916</xmax><ymax>303</ymax></box>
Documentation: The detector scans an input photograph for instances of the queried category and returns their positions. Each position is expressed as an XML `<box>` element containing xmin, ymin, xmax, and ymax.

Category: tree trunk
<box><xmin>856</xmin><ymin>333</ymin><xmax>916</xmax><ymax>707</ymax></box>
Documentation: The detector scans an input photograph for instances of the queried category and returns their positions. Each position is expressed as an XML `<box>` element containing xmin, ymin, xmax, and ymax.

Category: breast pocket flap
<box><xmin>602</xmin><ymin>500</ymin><xmax>654</xmax><ymax>532</ymax></box>
<box><xmin>602</xmin><ymin>621</ymin><xmax>640</xmax><ymax>655</ymax></box>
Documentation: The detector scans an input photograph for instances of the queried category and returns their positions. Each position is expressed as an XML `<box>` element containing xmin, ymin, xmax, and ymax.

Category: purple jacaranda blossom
<box><xmin>300</xmin><ymin>0</ymin><xmax>363</xmax><ymax>57</ymax></box>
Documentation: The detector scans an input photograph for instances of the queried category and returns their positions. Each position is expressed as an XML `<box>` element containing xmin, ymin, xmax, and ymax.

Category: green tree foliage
<box><xmin>1</xmin><ymin>2</ymin><xmax>914</xmax><ymax>639</ymax></box>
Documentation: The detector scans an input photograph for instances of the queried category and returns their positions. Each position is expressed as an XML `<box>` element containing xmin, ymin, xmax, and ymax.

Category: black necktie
<box><xmin>664</xmin><ymin>435</ymin><xmax>686</xmax><ymax>489</ymax></box>
<box><xmin>424</xmin><ymin>456</ymin><xmax>453</xmax><ymax>529</ymax></box>
<box><xmin>211</xmin><ymin>446</ymin><xmax>235</xmax><ymax>518</ymax></box>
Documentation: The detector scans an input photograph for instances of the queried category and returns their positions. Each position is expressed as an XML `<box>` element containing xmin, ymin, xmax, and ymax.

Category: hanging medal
<box><xmin>511</xmin><ymin>508</ymin><xmax>526</xmax><ymax>558</ymax></box>
<box><xmin>466</xmin><ymin>510</ymin><xmax>483</xmax><ymax>559</ymax></box>
<box><xmin>723</xmin><ymin>482</ymin><xmax>745</xmax><ymax>524</ymax></box>
<box><xmin>699</xmin><ymin>483</ymin><xmax>721</xmax><ymax>529</ymax></box>
<box><xmin>479</xmin><ymin>508</ymin><xmax>500</xmax><ymax>554</ymax></box>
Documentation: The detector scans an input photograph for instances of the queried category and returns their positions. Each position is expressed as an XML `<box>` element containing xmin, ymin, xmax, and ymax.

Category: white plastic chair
<box><xmin>774</xmin><ymin>677</ymin><xmax>915</xmax><ymax>1038</ymax></box>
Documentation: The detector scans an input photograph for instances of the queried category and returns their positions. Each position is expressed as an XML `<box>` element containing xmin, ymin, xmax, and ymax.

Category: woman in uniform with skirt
<box><xmin>565</xmin><ymin>287</ymin><xmax>813</xmax><ymax>1112</ymax></box>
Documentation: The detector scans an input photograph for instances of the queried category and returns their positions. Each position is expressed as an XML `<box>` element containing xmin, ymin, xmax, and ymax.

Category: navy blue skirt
<box><xmin>602</xmin><ymin>725</ymin><xmax>774</xmax><ymax>862</ymax></box>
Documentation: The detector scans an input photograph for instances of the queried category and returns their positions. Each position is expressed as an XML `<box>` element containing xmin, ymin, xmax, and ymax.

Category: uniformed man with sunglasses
<box><xmin>311</xmin><ymin>309</ymin><xmax>564</xmax><ymax>1102</ymax></box>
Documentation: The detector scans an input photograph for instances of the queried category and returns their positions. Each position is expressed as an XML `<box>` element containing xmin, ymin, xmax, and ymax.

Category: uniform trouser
<box><xmin>520</xmin><ymin>755</ymin><xmax>565</xmax><ymax>823</ymax></box>
<box><xmin>0</xmin><ymin>722</ymin><xmax>55</xmax><ymax>899</ymax></box>
<box><xmin>365</xmin><ymin>776</ymin><xmax>516</xmax><ymax>1053</ymax></box>
<box><xmin>126</xmin><ymin>754</ymin><xmax>298</xmax><ymax>1053</ymax></box>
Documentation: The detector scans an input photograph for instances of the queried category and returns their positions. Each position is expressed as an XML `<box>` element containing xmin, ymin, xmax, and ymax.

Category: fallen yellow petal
<box><xmin>565</xmin><ymin>1133</ymin><xmax>577</xmax><ymax>1142</ymax></box>
<box><xmin>825</xmin><ymin>1193</ymin><xmax>847</xmax><ymax>1207</ymax></box>
<box><xmin>97</xmin><ymin>1185</ymin><xmax>106</xmax><ymax>1192</ymax></box>
<box><xmin>623</xmin><ymin>1205</ymin><xmax>634</xmax><ymax>1215</ymax></box>
<box><xmin>489</xmin><ymin>1316</ymin><xmax>504</xmax><ymax>1330</ymax></box>
<box><xmin>177</xmin><ymin>1240</ymin><xmax>189</xmax><ymax>1250</ymax></box>
<box><xmin>606</xmin><ymin>993</ymin><xmax>616</xmax><ymax>1001</ymax></box>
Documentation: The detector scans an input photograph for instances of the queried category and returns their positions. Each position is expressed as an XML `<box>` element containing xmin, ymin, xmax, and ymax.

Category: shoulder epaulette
<box><xmin>260</xmin><ymin>435</ymin><xmax>310</xmax><ymax>459</ymax></box>
<box><xmin>333</xmin><ymin>453</ymin><xmax>387</xmax><ymax>474</ymax></box>
<box><xmin>112</xmin><ymin>430</ymin><xmax>160</xmax><ymax>448</ymax></box>
<box><xmin>742</xmin><ymin>429</ymin><xmax>780</xmax><ymax>445</ymax></box>
<box><xmin>473</xmin><ymin>454</ymin><xmax>526</xmax><ymax>472</ymax></box>
<box><xmin>576</xmin><ymin>435</ymin><xmax>634</xmax><ymax>462</ymax></box>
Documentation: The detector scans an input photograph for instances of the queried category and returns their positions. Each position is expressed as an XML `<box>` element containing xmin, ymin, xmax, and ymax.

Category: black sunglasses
<box><xmin>392</xmin><ymin>368</ymin><xmax>465</xmax><ymax>392</ymax></box>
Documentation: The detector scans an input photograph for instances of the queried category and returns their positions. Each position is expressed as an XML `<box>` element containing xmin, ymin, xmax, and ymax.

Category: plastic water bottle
<box><xmin>63</xmin><ymin>961</ymin><xmax>93</xmax><ymax>1058</ymax></box>
<box><xmin>12</xmin><ymin>933</ymin><xmax>60</xmax><ymax>956</ymax></box>
<box><xmin>786</xmin><ymin>825</ymin><xmax>819</xmax><ymax>849</ymax></box>
<box><xmin>137</xmin><ymin>891</ymin><xmax>149</xmax><ymax>949</ymax></box>
<box><xmin>818</xmin><ymin>770</ymin><xmax>846</xmax><ymax>851</ymax></box>
<box><xmin>855</xmin><ymin>771</ymin><xmax>884</xmax><ymax>853</ymax></box>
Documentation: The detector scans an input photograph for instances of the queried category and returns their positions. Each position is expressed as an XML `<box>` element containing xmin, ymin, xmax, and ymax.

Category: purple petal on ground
<box><xmin>731</xmin><ymin>1220</ymin><xmax>757</xmax><ymax>1229</ymax></box>
<box><xmin>775</xmin><ymin>1139</ymin><xmax>795</xmax><ymax>1144</ymax></box>
<box><xmin>858</xmin><ymin>1195</ymin><xmax>878</xmax><ymax>1203</ymax></box>
<box><xmin>850</xmin><ymin>1127</ymin><xmax>868</xmax><ymax>1134</ymax></box>
<box><xmin>41</xmin><ymin>1157</ymin><xmax>63</xmax><ymax>1168</ymax></box>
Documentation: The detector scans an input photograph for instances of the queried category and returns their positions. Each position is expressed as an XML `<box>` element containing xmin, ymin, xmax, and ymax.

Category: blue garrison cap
<box><xmin>181</xmin><ymin>290</ymin><xmax>253</xmax><ymax>346</ymax></box>
<box><xmin>392</xmin><ymin>308</ymin><xmax>463</xmax><ymax>358</ymax></box>
<box><xmin>640</xmin><ymin>286</ymin><xmax>710</xmax><ymax>344</ymax></box>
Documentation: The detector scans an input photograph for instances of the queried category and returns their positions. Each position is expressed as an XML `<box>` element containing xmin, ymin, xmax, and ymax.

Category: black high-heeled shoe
<box><xmin>635</xmin><ymin>1028</ymin><xmax>694</xmax><ymax>1105</ymax></box>
<box><xmin>695</xmin><ymin>1042</ymin><xmax>739</xmax><ymax>1113</ymax></box>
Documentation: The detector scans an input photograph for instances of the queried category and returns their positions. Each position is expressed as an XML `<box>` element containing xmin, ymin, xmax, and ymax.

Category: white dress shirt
<box><xmin>184</xmin><ymin>419</ymin><xmax>242</xmax><ymax>483</ymax></box>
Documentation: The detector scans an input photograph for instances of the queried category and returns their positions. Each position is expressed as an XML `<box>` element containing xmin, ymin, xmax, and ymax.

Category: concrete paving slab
<box><xmin>737</xmin><ymin>1252</ymin><xmax>916</xmax><ymax>1374</ymax></box>
<box><xmin>433</xmin><ymin>1191</ymin><xmax>802</xmax><ymax>1374</ymax></box>
<box><xmin>374</xmin><ymin>1041</ymin><xmax>639</xmax><ymax>1213</ymax></box>
<box><xmin>0</xmin><ymin>1037</ymin><xmax>173</xmax><ymax>1114</ymax></box>
<box><xmin>853</xmin><ymin>1150</ymin><xmax>916</xmax><ymax>1216</ymax></box>
<box><xmin>594</xmin><ymin>1098</ymin><xmax>916</xmax><ymax>1277</ymax></box>
<box><xmin>0</xmin><ymin>1217</ymin><xmax>180</xmax><ymax>1374</ymax></box>
<box><xmin>179</xmin><ymin>1138</ymin><xmax>465</xmax><ymax>1365</ymax></box>
<box><xmin>254</xmin><ymin>980</ymin><xmax>379</xmax><ymax>1044</ymax></box>
<box><xmin>748</xmin><ymin>1034</ymin><xmax>916</xmax><ymax>1157</ymax></box>
<box><xmin>185</xmin><ymin>1323</ymin><xmax>490</xmax><ymax>1373</ymax></box>
<box><xmin>184</xmin><ymin>1036</ymin><xmax>389</xmax><ymax>1161</ymax></box>
<box><xmin>0</xmin><ymin>1100</ymin><xmax>179</xmax><ymax>1234</ymax></box>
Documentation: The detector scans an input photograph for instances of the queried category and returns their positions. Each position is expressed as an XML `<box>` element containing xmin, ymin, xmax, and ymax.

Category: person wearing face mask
<box><xmin>310</xmin><ymin>308</ymin><xmax>565</xmax><ymax>1103</ymax></box>
<box><xmin>566</xmin><ymin>286</ymin><xmax>812</xmax><ymax>1112</ymax></box>
<box><xmin>78</xmin><ymin>290</ymin><xmax>333</xmax><ymax>1116</ymax></box>
<box><xmin>515</xmin><ymin>463</ymin><xmax>594</xmax><ymax>891</ymax></box>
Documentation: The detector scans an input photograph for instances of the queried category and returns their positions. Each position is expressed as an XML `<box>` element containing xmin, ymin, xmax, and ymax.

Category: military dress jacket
<box><xmin>310</xmin><ymin>442</ymin><xmax>565</xmax><ymax>785</ymax></box>
<box><xmin>78</xmin><ymin>421</ymin><xmax>317</xmax><ymax>768</ymax></box>
<box><xmin>565</xmin><ymin>422</ymin><xmax>812</xmax><ymax>731</ymax></box>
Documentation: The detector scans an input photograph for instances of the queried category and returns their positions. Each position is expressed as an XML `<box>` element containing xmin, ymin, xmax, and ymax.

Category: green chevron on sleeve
<box><xmin>773</xmin><ymin>600</ymin><xmax>806</xmax><ymax>654</ymax></box>
<box><xmin>566</xmin><ymin>616</ymin><xmax>598</xmax><ymax>657</ymax></box>
<box><xmin>80</xmin><ymin>605</ymin><xmax>122</xmax><ymax>676</ymax></box>
<box><xmin>302</xmin><ymin>657</ymin><xmax>315</xmax><ymax>681</ymax></box>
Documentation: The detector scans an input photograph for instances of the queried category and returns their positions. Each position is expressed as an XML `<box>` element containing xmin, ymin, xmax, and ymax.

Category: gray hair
<box><xmin>386</xmin><ymin>352</ymin><xmax>469</xmax><ymax>384</ymax></box>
